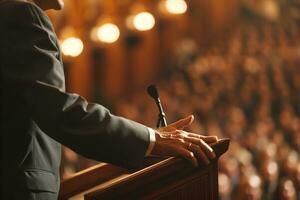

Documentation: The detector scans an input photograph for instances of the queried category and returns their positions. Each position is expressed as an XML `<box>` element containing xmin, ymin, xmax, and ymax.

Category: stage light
<box><xmin>61</xmin><ymin>37</ymin><xmax>84</xmax><ymax>57</ymax></box>
<box><xmin>165</xmin><ymin>0</ymin><xmax>187</xmax><ymax>15</ymax></box>
<box><xmin>263</xmin><ymin>0</ymin><xmax>279</xmax><ymax>21</ymax></box>
<box><xmin>133</xmin><ymin>12</ymin><xmax>155</xmax><ymax>31</ymax></box>
<box><xmin>96</xmin><ymin>23</ymin><xmax>120</xmax><ymax>43</ymax></box>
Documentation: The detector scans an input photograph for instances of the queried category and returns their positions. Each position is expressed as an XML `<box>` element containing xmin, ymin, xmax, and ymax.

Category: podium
<box><xmin>59</xmin><ymin>139</ymin><xmax>229</xmax><ymax>200</ymax></box>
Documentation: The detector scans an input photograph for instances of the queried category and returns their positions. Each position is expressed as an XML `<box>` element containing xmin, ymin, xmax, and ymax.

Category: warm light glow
<box><xmin>165</xmin><ymin>0</ymin><xmax>187</xmax><ymax>14</ymax></box>
<box><xmin>90</xmin><ymin>27</ymin><xmax>98</xmax><ymax>42</ymax></box>
<box><xmin>263</xmin><ymin>0</ymin><xmax>279</xmax><ymax>21</ymax></box>
<box><xmin>96</xmin><ymin>23</ymin><xmax>120</xmax><ymax>43</ymax></box>
<box><xmin>61</xmin><ymin>37</ymin><xmax>84</xmax><ymax>57</ymax></box>
<box><xmin>249</xmin><ymin>175</ymin><xmax>261</xmax><ymax>188</ymax></box>
<box><xmin>133</xmin><ymin>12</ymin><xmax>155</xmax><ymax>31</ymax></box>
<box><xmin>125</xmin><ymin>15</ymin><xmax>135</xmax><ymax>30</ymax></box>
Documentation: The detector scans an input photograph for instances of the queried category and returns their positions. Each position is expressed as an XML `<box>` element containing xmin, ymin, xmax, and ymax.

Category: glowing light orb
<box><xmin>61</xmin><ymin>37</ymin><xmax>84</xmax><ymax>57</ymax></box>
<box><xmin>96</xmin><ymin>23</ymin><xmax>120</xmax><ymax>43</ymax></box>
<box><xmin>165</xmin><ymin>0</ymin><xmax>187</xmax><ymax>14</ymax></box>
<box><xmin>133</xmin><ymin>12</ymin><xmax>155</xmax><ymax>31</ymax></box>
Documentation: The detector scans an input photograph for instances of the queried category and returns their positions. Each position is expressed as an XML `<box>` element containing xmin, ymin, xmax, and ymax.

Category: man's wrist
<box><xmin>145</xmin><ymin>128</ymin><xmax>156</xmax><ymax>156</ymax></box>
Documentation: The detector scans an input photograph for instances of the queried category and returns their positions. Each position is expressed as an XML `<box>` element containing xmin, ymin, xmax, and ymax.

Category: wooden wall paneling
<box><xmin>65</xmin><ymin>0</ymin><xmax>93</xmax><ymax>100</ymax></box>
<box><xmin>157</xmin><ymin>10</ymin><xmax>190</xmax><ymax>72</ymax></box>
<box><xmin>101</xmin><ymin>0</ymin><xmax>126</xmax><ymax>100</ymax></box>
<box><xmin>189</xmin><ymin>0</ymin><xmax>240</xmax><ymax>45</ymax></box>
<box><xmin>130</xmin><ymin>29</ymin><xmax>160</xmax><ymax>91</ymax></box>
<box><xmin>102</xmin><ymin>42</ymin><xmax>126</xmax><ymax>100</ymax></box>
<box><xmin>208</xmin><ymin>0</ymin><xmax>240</xmax><ymax>34</ymax></box>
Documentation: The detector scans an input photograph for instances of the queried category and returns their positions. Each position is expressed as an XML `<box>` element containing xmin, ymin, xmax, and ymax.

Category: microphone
<box><xmin>147</xmin><ymin>84</ymin><xmax>159</xmax><ymax>100</ymax></box>
<box><xmin>147</xmin><ymin>85</ymin><xmax>167</xmax><ymax>128</ymax></box>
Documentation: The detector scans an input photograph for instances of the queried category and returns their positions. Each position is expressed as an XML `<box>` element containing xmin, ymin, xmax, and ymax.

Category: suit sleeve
<box><xmin>0</xmin><ymin>2</ymin><xmax>150</xmax><ymax>169</ymax></box>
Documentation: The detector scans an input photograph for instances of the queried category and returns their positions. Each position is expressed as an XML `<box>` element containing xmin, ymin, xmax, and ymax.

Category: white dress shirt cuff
<box><xmin>145</xmin><ymin>128</ymin><xmax>156</xmax><ymax>156</ymax></box>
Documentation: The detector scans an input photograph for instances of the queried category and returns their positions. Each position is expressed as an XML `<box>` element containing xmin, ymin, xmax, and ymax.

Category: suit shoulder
<box><xmin>0</xmin><ymin>0</ymin><xmax>41</xmax><ymax>11</ymax></box>
<box><xmin>0</xmin><ymin>0</ymin><xmax>44</xmax><ymax>22</ymax></box>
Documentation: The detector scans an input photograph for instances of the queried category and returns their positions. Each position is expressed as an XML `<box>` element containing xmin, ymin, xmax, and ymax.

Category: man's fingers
<box><xmin>186</xmin><ymin>132</ymin><xmax>218</xmax><ymax>144</ymax></box>
<box><xmin>199</xmin><ymin>139</ymin><xmax>216</xmax><ymax>159</ymax></box>
<box><xmin>172</xmin><ymin>138</ymin><xmax>212</xmax><ymax>165</ymax></box>
<box><xmin>152</xmin><ymin>129</ymin><xmax>219</xmax><ymax>168</ymax></box>
<box><xmin>173</xmin><ymin>145</ymin><xmax>198</xmax><ymax>167</ymax></box>
<box><xmin>168</xmin><ymin>115</ymin><xmax>194</xmax><ymax>130</ymax></box>
<box><xmin>184</xmin><ymin>137</ymin><xmax>216</xmax><ymax>160</ymax></box>
<box><xmin>187</xmin><ymin>143</ymin><xmax>210</xmax><ymax>165</ymax></box>
<box><xmin>200</xmin><ymin>136</ymin><xmax>218</xmax><ymax>144</ymax></box>
<box><xmin>166</xmin><ymin>131</ymin><xmax>216</xmax><ymax>159</ymax></box>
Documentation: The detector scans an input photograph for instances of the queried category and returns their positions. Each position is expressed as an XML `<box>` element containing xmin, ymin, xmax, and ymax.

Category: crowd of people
<box><xmin>115</xmin><ymin>21</ymin><xmax>300</xmax><ymax>199</ymax></box>
<box><xmin>60</xmin><ymin>11</ymin><xmax>300</xmax><ymax>200</ymax></box>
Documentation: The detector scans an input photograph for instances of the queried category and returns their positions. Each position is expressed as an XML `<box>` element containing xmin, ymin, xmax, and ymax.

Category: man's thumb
<box><xmin>170</xmin><ymin>115</ymin><xmax>194</xmax><ymax>130</ymax></box>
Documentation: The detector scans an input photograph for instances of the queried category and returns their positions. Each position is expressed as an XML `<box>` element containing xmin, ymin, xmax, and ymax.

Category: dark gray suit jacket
<box><xmin>0</xmin><ymin>1</ymin><xmax>150</xmax><ymax>199</ymax></box>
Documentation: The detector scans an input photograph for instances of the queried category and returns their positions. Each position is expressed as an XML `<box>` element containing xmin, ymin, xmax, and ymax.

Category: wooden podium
<box><xmin>59</xmin><ymin>139</ymin><xmax>229</xmax><ymax>200</ymax></box>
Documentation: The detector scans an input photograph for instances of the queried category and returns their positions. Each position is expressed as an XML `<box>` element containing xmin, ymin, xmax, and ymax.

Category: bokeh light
<box><xmin>165</xmin><ymin>0</ymin><xmax>187</xmax><ymax>15</ymax></box>
<box><xmin>133</xmin><ymin>12</ymin><xmax>155</xmax><ymax>31</ymax></box>
<box><xmin>61</xmin><ymin>37</ymin><xmax>84</xmax><ymax>57</ymax></box>
<box><xmin>96</xmin><ymin>23</ymin><xmax>120</xmax><ymax>43</ymax></box>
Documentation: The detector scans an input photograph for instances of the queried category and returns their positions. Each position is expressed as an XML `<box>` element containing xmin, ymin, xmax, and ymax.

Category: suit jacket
<box><xmin>0</xmin><ymin>0</ymin><xmax>150</xmax><ymax>199</ymax></box>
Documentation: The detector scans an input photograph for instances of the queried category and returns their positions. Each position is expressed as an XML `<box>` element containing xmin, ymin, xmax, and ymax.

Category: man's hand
<box><xmin>151</xmin><ymin>115</ymin><xmax>218</xmax><ymax>167</ymax></box>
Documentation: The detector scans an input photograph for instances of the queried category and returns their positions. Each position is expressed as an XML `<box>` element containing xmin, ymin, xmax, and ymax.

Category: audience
<box><xmin>60</xmin><ymin>9</ymin><xmax>300</xmax><ymax>200</ymax></box>
<box><xmin>113</xmin><ymin>21</ymin><xmax>300</xmax><ymax>199</ymax></box>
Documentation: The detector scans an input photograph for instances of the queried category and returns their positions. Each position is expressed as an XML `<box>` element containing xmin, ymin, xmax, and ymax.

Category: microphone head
<box><xmin>147</xmin><ymin>84</ymin><xmax>159</xmax><ymax>99</ymax></box>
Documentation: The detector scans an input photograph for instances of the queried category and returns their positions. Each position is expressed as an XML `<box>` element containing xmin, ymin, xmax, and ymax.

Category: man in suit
<box><xmin>0</xmin><ymin>0</ymin><xmax>218</xmax><ymax>199</ymax></box>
